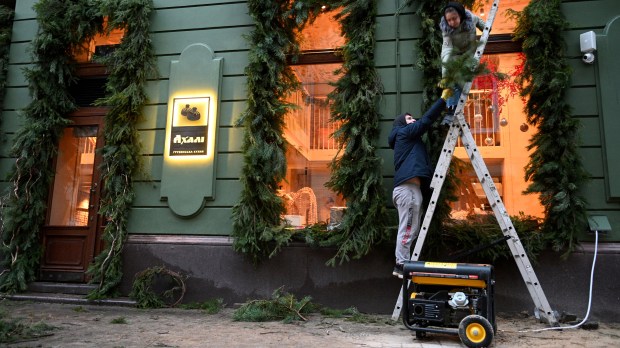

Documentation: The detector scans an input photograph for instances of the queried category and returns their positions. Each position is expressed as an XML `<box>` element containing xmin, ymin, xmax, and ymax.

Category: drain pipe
<box><xmin>395</xmin><ymin>0</ymin><xmax>401</xmax><ymax>112</ymax></box>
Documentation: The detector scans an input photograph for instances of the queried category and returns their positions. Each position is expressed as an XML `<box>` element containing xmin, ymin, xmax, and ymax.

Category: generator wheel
<box><xmin>458</xmin><ymin>315</ymin><xmax>494</xmax><ymax>348</ymax></box>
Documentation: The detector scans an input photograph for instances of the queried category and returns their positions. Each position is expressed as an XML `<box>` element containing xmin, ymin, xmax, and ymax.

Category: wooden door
<box><xmin>40</xmin><ymin>112</ymin><xmax>105</xmax><ymax>282</ymax></box>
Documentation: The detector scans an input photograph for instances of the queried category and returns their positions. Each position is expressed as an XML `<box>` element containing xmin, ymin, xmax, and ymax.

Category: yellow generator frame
<box><xmin>402</xmin><ymin>261</ymin><xmax>496</xmax><ymax>348</ymax></box>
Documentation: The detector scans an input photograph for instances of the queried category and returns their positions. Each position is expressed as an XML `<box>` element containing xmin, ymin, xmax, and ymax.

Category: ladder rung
<box><xmin>391</xmin><ymin>0</ymin><xmax>558</xmax><ymax>326</ymax></box>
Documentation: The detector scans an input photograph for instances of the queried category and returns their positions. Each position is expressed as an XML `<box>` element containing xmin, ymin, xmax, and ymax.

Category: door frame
<box><xmin>40</xmin><ymin>107</ymin><xmax>107</xmax><ymax>282</ymax></box>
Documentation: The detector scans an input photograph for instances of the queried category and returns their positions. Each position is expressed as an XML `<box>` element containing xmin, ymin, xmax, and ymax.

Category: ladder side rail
<box><xmin>391</xmin><ymin>280</ymin><xmax>408</xmax><ymax>320</ymax></box>
<box><xmin>415</xmin><ymin>0</ymin><xmax>500</xmax><ymax>258</ymax></box>
<box><xmin>459</xmin><ymin>127</ymin><xmax>559</xmax><ymax>325</ymax></box>
<box><xmin>391</xmin><ymin>0</ymin><xmax>501</xmax><ymax>321</ymax></box>
<box><xmin>441</xmin><ymin>0</ymin><xmax>499</xmax><ymax>131</ymax></box>
<box><xmin>432</xmin><ymin>0</ymin><xmax>501</xmax><ymax>187</ymax></box>
<box><xmin>429</xmin><ymin>124</ymin><xmax>461</xmax><ymax>190</ymax></box>
<box><xmin>411</xmin><ymin>123</ymin><xmax>462</xmax><ymax>258</ymax></box>
<box><xmin>390</xmin><ymin>129</ymin><xmax>461</xmax><ymax>320</ymax></box>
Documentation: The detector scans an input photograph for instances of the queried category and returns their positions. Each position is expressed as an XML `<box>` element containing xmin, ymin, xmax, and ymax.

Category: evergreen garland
<box><xmin>0</xmin><ymin>0</ymin><xmax>154</xmax><ymax>295</ymax></box>
<box><xmin>323</xmin><ymin>0</ymin><xmax>388</xmax><ymax>265</ymax></box>
<box><xmin>232</xmin><ymin>286</ymin><xmax>315</xmax><ymax>323</ymax></box>
<box><xmin>0</xmin><ymin>0</ymin><xmax>102</xmax><ymax>293</ymax></box>
<box><xmin>412</xmin><ymin>0</ymin><xmax>457</xmax><ymax>238</ymax></box>
<box><xmin>423</xmin><ymin>212</ymin><xmax>546</xmax><ymax>263</ymax></box>
<box><xmin>231</xmin><ymin>0</ymin><xmax>334</xmax><ymax>264</ymax></box>
<box><xmin>87</xmin><ymin>0</ymin><xmax>156</xmax><ymax>298</ymax></box>
<box><xmin>234</xmin><ymin>0</ymin><xmax>389</xmax><ymax>265</ymax></box>
<box><xmin>398</xmin><ymin>0</ymin><xmax>478</xmax><ymax>240</ymax></box>
<box><xmin>511</xmin><ymin>0</ymin><xmax>588</xmax><ymax>255</ymax></box>
<box><xmin>232</xmin><ymin>0</ymin><xmax>306</xmax><ymax>264</ymax></box>
<box><xmin>129</xmin><ymin>266</ymin><xmax>186</xmax><ymax>308</ymax></box>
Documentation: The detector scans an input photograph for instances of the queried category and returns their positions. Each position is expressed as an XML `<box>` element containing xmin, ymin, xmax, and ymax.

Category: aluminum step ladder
<box><xmin>391</xmin><ymin>0</ymin><xmax>559</xmax><ymax>326</ymax></box>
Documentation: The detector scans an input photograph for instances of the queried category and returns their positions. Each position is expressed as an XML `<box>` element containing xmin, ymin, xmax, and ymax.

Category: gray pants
<box><xmin>392</xmin><ymin>182</ymin><xmax>423</xmax><ymax>265</ymax></box>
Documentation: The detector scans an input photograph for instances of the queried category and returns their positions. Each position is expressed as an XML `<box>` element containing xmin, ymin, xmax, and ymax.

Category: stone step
<box><xmin>28</xmin><ymin>281</ymin><xmax>97</xmax><ymax>295</ymax></box>
<box><xmin>5</xmin><ymin>292</ymin><xmax>136</xmax><ymax>307</ymax></box>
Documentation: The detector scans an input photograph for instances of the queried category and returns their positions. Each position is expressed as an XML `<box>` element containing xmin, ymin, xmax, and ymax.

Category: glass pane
<box><xmin>476</xmin><ymin>0</ymin><xmax>529</xmax><ymax>35</ymax></box>
<box><xmin>279</xmin><ymin>7</ymin><xmax>346</xmax><ymax>228</ymax></box>
<box><xmin>73</xmin><ymin>17</ymin><xmax>125</xmax><ymax>63</ymax></box>
<box><xmin>281</xmin><ymin>63</ymin><xmax>345</xmax><ymax>227</ymax></box>
<box><xmin>49</xmin><ymin>126</ymin><xmax>98</xmax><ymax>226</ymax></box>
<box><xmin>452</xmin><ymin>52</ymin><xmax>543</xmax><ymax>219</ymax></box>
<box><xmin>297</xmin><ymin>8</ymin><xmax>345</xmax><ymax>51</ymax></box>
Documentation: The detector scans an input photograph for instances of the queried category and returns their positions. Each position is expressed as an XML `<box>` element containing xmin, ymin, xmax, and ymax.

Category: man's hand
<box><xmin>441</xmin><ymin>88</ymin><xmax>453</xmax><ymax>101</ymax></box>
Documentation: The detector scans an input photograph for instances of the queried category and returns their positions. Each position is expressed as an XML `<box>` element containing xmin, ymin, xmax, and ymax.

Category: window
<box><xmin>450</xmin><ymin>0</ymin><xmax>543</xmax><ymax>219</ymax></box>
<box><xmin>73</xmin><ymin>17</ymin><xmax>125</xmax><ymax>63</ymax></box>
<box><xmin>70</xmin><ymin>18</ymin><xmax>125</xmax><ymax>107</ymax></box>
<box><xmin>279</xmin><ymin>8</ymin><xmax>345</xmax><ymax>227</ymax></box>
<box><xmin>49</xmin><ymin>126</ymin><xmax>98</xmax><ymax>226</ymax></box>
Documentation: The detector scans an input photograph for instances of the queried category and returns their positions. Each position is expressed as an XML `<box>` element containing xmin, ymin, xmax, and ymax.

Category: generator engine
<box><xmin>402</xmin><ymin>261</ymin><xmax>496</xmax><ymax>348</ymax></box>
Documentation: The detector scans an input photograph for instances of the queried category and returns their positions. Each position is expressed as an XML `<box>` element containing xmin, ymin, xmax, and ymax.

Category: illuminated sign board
<box><xmin>170</xmin><ymin>97</ymin><xmax>210</xmax><ymax>156</ymax></box>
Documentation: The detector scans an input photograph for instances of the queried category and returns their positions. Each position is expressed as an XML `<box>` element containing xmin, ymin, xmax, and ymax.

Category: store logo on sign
<box><xmin>173</xmin><ymin>134</ymin><xmax>205</xmax><ymax>144</ymax></box>
<box><xmin>170</xmin><ymin>97</ymin><xmax>210</xmax><ymax>156</ymax></box>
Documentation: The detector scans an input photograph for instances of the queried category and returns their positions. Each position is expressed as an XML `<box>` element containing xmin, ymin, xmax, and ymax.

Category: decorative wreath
<box><xmin>130</xmin><ymin>266</ymin><xmax>187</xmax><ymax>308</ymax></box>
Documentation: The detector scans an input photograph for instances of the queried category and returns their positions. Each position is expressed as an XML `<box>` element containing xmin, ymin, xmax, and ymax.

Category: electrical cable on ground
<box><xmin>517</xmin><ymin>230</ymin><xmax>599</xmax><ymax>333</ymax></box>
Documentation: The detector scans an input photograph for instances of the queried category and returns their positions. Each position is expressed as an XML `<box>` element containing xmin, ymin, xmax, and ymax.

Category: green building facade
<box><xmin>1</xmin><ymin>0</ymin><xmax>619</xmax><ymax>319</ymax></box>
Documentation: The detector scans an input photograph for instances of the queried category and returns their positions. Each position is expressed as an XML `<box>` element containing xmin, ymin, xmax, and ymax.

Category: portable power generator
<box><xmin>402</xmin><ymin>261</ymin><xmax>496</xmax><ymax>348</ymax></box>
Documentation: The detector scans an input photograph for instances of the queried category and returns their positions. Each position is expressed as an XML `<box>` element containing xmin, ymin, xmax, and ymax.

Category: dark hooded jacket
<box><xmin>388</xmin><ymin>98</ymin><xmax>446</xmax><ymax>188</ymax></box>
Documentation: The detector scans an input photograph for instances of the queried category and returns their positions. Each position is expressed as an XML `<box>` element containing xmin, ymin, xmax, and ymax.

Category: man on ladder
<box><xmin>389</xmin><ymin>89</ymin><xmax>454</xmax><ymax>279</ymax></box>
<box><xmin>390</xmin><ymin>0</ymin><xmax>559</xmax><ymax>330</ymax></box>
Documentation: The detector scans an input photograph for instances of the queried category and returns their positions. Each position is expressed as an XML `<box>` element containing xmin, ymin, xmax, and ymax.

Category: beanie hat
<box><xmin>443</xmin><ymin>2</ymin><xmax>466</xmax><ymax>22</ymax></box>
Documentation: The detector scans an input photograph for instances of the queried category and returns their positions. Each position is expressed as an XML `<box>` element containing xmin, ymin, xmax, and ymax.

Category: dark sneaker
<box><xmin>440</xmin><ymin>112</ymin><xmax>455</xmax><ymax>126</ymax></box>
<box><xmin>392</xmin><ymin>264</ymin><xmax>404</xmax><ymax>279</ymax></box>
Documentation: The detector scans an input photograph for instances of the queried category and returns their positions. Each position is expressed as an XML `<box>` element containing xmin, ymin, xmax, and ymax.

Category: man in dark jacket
<box><xmin>388</xmin><ymin>89</ymin><xmax>452</xmax><ymax>278</ymax></box>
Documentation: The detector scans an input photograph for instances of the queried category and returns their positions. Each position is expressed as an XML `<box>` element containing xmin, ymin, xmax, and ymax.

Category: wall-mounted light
<box><xmin>580</xmin><ymin>31</ymin><xmax>597</xmax><ymax>64</ymax></box>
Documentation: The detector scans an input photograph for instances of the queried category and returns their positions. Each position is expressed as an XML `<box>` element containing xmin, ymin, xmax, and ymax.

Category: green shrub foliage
<box><xmin>0</xmin><ymin>0</ymin><xmax>102</xmax><ymax>293</ymax></box>
<box><xmin>233</xmin><ymin>287</ymin><xmax>316</xmax><ymax>323</ymax></box>
<box><xmin>423</xmin><ymin>213</ymin><xmax>547</xmax><ymax>263</ymax></box>
<box><xmin>231</xmin><ymin>0</ymin><xmax>324</xmax><ymax>264</ymax></box>
<box><xmin>397</xmin><ymin>0</ymin><xmax>477</xmax><ymax>243</ymax></box>
<box><xmin>511</xmin><ymin>0</ymin><xmax>589</xmax><ymax>255</ymax></box>
<box><xmin>232</xmin><ymin>0</ymin><xmax>388</xmax><ymax>265</ymax></box>
<box><xmin>323</xmin><ymin>0</ymin><xmax>388</xmax><ymax>265</ymax></box>
<box><xmin>87</xmin><ymin>0</ymin><xmax>157</xmax><ymax>299</ymax></box>
<box><xmin>129</xmin><ymin>266</ymin><xmax>186</xmax><ymax>309</ymax></box>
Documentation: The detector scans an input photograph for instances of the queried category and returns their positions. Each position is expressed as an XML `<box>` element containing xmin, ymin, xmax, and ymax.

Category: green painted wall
<box><xmin>1</xmin><ymin>0</ymin><xmax>36</xmax><ymax>207</ymax></box>
<box><xmin>130</xmin><ymin>0</ymin><xmax>252</xmax><ymax>234</ymax></box>
<box><xmin>561</xmin><ymin>0</ymin><xmax>620</xmax><ymax>240</ymax></box>
<box><xmin>1</xmin><ymin>0</ymin><xmax>619</xmax><ymax>239</ymax></box>
<box><xmin>0</xmin><ymin>0</ymin><xmax>252</xmax><ymax>236</ymax></box>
